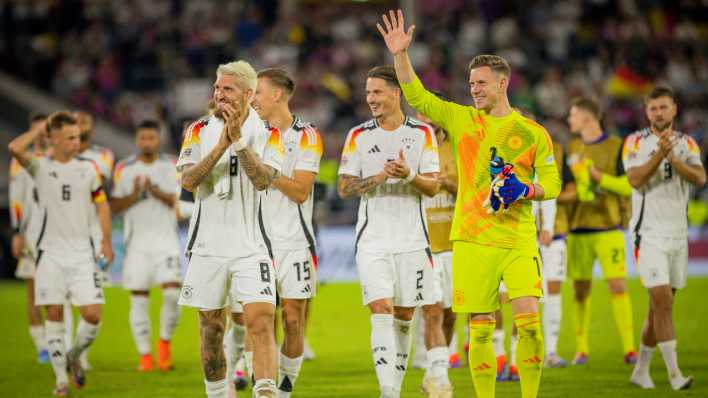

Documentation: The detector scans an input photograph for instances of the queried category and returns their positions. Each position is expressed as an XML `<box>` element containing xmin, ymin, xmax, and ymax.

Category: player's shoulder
<box><xmin>348</xmin><ymin>119</ymin><xmax>377</xmax><ymax>135</ymax></box>
<box><xmin>517</xmin><ymin>113</ymin><xmax>548</xmax><ymax>133</ymax></box>
<box><xmin>291</xmin><ymin>117</ymin><xmax>323</xmax><ymax>150</ymax></box>
<box><xmin>185</xmin><ymin>116</ymin><xmax>212</xmax><ymax>139</ymax></box>
<box><xmin>75</xmin><ymin>155</ymin><xmax>102</xmax><ymax>174</ymax></box>
<box><xmin>92</xmin><ymin>144</ymin><xmax>114</xmax><ymax>156</ymax></box>
<box><xmin>404</xmin><ymin>116</ymin><xmax>433</xmax><ymax>134</ymax></box>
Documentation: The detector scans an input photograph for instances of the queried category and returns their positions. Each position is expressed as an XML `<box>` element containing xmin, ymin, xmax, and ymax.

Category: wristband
<box><xmin>524</xmin><ymin>183</ymin><xmax>535</xmax><ymax>199</ymax></box>
<box><xmin>404</xmin><ymin>171</ymin><xmax>417</xmax><ymax>184</ymax></box>
<box><xmin>232</xmin><ymin>138</ymin><xmax>248</xmax><ymax>152</ymax></box>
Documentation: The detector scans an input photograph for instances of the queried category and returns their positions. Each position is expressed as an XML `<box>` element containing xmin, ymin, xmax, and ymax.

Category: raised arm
<box><xmin>8</xmin><ymin>125</ymin><xmax>44</xmax><ymax>170</ymax></box>
<box><xmin>377</xmin><ymin>9</ymin><xmax>417</xmax><ymax>85</ymax></box>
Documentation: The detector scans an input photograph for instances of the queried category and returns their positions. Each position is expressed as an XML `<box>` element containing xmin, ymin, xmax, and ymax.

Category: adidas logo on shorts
<box><xmin>415</xmin><ymin>292</ymin><xmax>423</xmax><ymax>302</ymax></box>
<box><xmin>301</xmin><ymin>284</ymin><xmax>311</xmax><ymax>294</ymax></box>
<box><xmin>260</xmin><ymin>286</ymin><xmax>273</xmax><ymax>296</ymax></box>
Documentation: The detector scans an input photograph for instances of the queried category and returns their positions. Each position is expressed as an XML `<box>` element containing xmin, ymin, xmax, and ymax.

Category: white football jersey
<box><xmin>176</xmin><ymin>108</ymin><xmax>284</xmax><ymax>258</ymax></box>
<box><xmin>28</xmin><ymin>156</ymin><xmax>105</xmax><ymax>256</ymax></box>
<box><xmin>9</xmin><ymin>158</ymin><xmax>42</xmax><ymax>246</ymax></box>
<box><xmin>112</xmin><ymin>155</ymin><xmax>181</xmax><ymax>254</ymax></box>
<box><xmin>263</xmin><ymin>116</ymin><xmax>323</xmax><ymax>251</ymax></box>
<box><xmin>79</xmin><ymin>144</ymin><xmax>115</xmax><ymax>182</ymax></box>
<box><xmin>339</xmin><ymin>117</ymin><xmax>439</xmax><ymax>253</ymax></box>
<box><xmin>623</xmin><ymin>128</ymin><xmax>703</xmax><ymax>238</ymax></box>
<box><xmin>78</xmin><ymin>144</ymin><xmax>114</xmax><ymax>252</ymax></box>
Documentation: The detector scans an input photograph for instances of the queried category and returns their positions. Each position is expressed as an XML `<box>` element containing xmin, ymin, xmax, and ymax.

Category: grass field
<box><xmin>1</xmin><ymin>278</ymin><xmax>707</xmax><ymax>397</ymax></box>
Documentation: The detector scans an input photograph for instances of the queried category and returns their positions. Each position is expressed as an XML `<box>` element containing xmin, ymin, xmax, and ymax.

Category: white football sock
<box><xmin>63</xmin><ymin>302</ymin><xmax>73</xmax><ymax>350</ymax></box>
<box><xmin>204</xmin><ymin>378</ymin><xmax>227</xmax><ymax>398</ymax></box>
<box><xmin>45</xmin><ymin>321</ymin><xmax>69</xmax><ymax>386</ymax></box>
<box><xmin>510</xmin><ymin>333</ymin><xmax>518</xmax><ymax>366</ymax></box>
<box><xmin>244</xmin><ymin>351</ymin><xmax>254</xmax><ymax>382</ymax></box>
<box><xmin>635</xmin><ymin>343</ymin><xmax>655</xmax><ymax>374</ymax></box>
<box><xmin>631</xmin><ymin>343</ymin><xmax>656</xmax><ymax>389</ymax></box>
<box><xmin>29</xmin><ymin>324</ymin><xmax>46</xmax><ymax>353</ymax></box>
<box><xmin>543</xmin><ymin>293</ymin><xmax>562</xmax><ymax>354</ymax></box>
<box><xmin>393</xmin><ymin>318</ymin><xmax>412</xmax><ymax>391</ymax></box>
<box><xmin>74</xmin><ymin>319</ymin><xmax>99</xmax><ymax>354</ymax></box>
<box><xmin>371</xmin><ymin>314</ymin><xmax>397</xmax><ymax>392</ymax></box>
<box><xmin>658</xmin><ymin>340</ymin><xmax>684</xmax><ymax>379</ymax></box>
<box><xmin>492</xmin><ymin>328</ymin><xmax>505</xmax><ymax>357</ymax></box>
<box><xmin>254</xmin><ymin>379</ymin><xmax>277</xmax><ymax>398</ymax></box>
<box><xmin>159</xmin><ymin>288</ymin><xmax>181</xmax><ymax>341</ymax></box>
<box><xmin>277</xmin><ymin>354</ymin><xmax>303</xmax><ymax>398</ymax></box>
<box><xmin>225</xmin><ymin>323</ymin><xmax>246</xmax><ymax>377</ymax></box>
<box><xmin>427</xmin><ymin>346</ymin><xmax>451</xmax><ymax>385</ymax></box>
<box><xmin>130</xmin><ymin>295</ymin><xmax>151</xmax><ymax>355</ymax></box>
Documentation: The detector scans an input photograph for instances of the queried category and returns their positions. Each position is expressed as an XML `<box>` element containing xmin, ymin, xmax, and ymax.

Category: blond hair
<box><xmin>217</xmin><ymin>60</ymin><xmax>257</xmax><ymax>92</ymax></box>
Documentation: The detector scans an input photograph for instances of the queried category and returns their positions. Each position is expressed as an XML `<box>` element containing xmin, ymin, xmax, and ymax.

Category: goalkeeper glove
<box><xmin>494</xmin><ymin>167</ymin><xmax>534</xmax><ymax>206</ymax></box>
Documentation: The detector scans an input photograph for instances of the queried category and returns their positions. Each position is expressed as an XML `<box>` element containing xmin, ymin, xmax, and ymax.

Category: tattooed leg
<box><xmin>198</xmin><ymin>309</ymin><xmax>227</xmax><ymax>381</ymax></box>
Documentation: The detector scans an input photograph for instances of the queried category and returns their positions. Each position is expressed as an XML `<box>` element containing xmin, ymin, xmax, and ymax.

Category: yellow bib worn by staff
<box><xmin>565</xmin><ymin>96</ymin><xmax>635</xmax><ymax>366</ymax></box>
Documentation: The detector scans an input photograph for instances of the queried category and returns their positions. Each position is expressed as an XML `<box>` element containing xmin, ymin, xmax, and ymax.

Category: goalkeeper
<box><xmin>378</xmin><ymin>10</ymin><xmax>560</xmax><ymax>398</ymax></box>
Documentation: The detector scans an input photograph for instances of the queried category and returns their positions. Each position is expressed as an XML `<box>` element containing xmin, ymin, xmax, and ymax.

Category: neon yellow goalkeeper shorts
<box><xmin>567</xmin><ymin>230</ymin><xmax>627</xmax><ymax>280</ymax></box>
<box><xmin>451</xmin><ymin>241</ymin><xmax>543</xmax><ymax>314</ymax></box>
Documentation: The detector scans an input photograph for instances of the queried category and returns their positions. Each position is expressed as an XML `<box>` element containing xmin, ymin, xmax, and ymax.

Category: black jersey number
<box><xmin>416</xmin><ymin>270</ymin><xmax>424</xmax><ymax>289</ymax></box>
<box><xmin>230</xmin><ymin>155</ymin><xmax>239</xmax><ymax>176</ymax></box>
<box><xmin>62</xmin><ymin>184</ymin><xmax>71</xmax><ymax>201</ymax></box>
<box><xmin>294</xmin><ymin>260</ymin><xmax>312</xmax><ymax>281</ymax></box>
<box><xmin>663</xmin><ymin>162</ymin><xmax>672</xmax><ymax>180</ymax></box>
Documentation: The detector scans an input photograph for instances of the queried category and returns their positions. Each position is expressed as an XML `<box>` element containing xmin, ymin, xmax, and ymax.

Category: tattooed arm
<box><xmin>198</xmin><ymin>309</ymin><xmax>227</xmax><ymax>381</ymax></box>
<box><xmin>337</xmin><ymin>171</ymin><xmax>388</xmax><ymax>199</ymax></box>
<box><xmin>236</xmin><ymin>146</ymin><xmax>279</xmax><ymax>191</ymax></box>
<box><xmin>181</xmin><ymin>139</ymin><xmax>230</xmax><ymax>192</ymax></box>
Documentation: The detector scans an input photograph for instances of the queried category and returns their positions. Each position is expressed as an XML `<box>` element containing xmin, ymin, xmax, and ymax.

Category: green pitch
<box><xmin>1</xmin><ymin>278</ymin><xmax>707</xmax><ymax>397</ymax></box>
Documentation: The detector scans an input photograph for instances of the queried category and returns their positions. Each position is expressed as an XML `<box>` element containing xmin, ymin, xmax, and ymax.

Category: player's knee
<box><xmin>246</xmin><ymin>312</ymin><xmax>274</xmax><ymax>338</ymax></box>
<box><xmin>46</xmin><ymin>305</ymin><xmax>64</xmax><ymax>321</ymax></box>
<box><xmin>199</xmin><ymin>311</ymin><xmax>226</xmax><ymax>338</ymax></box>
<box><xmin>282</xmin><ymin>309</ymin><xmax>303</xmax><ymax>335</ymax></box>
<box><xmin>469</xmin><ymin>318</ymin><xmax>494</xmax><ymax>343</ymax></box>
<box><xmin>607</xmin><ymin>278</ymin><xmax>626</xmax><ymax>294</ymax></box>
<box><xmin>368</xmin><ymin>300</ymin><xmax>394</xmax><ymax>315</ymax></box>
<box><xmin>422</xmin><ymin>305</ymin><xmax>443</xmax><ymax>326</ymax></box>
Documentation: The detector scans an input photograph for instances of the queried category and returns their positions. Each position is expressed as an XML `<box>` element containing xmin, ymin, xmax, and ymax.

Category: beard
<box><xmin>651</xmin><ymin>120</ymin><xmax>672</xmax><ymax>132</ymax></box>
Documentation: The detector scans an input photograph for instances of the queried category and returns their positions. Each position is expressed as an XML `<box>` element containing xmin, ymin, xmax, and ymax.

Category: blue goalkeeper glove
<box><xmin>494</xmin><ymin>170</ymin><xmax>534</xmax><ymax>207</ymax></box>
<box><xmin>483</xmin><ymin>156</ymin><xmax>505</xmax><ymax>213</ymax></box>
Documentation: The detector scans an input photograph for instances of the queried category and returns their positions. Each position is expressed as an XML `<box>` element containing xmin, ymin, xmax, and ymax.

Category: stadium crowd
<box><xmin>2</xmin><ymin>0</ymin><xmax>708</xmax><ymax>218</ymax></box>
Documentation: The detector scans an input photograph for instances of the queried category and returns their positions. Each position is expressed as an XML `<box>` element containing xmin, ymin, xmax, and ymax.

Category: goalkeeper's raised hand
<box><xmin>377</xmin><ymin>9</ymin><xmax>416</xmax><ymax>55</ymax></box>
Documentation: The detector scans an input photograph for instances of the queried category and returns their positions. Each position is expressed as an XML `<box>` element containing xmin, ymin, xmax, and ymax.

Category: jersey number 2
<box><xmin>62</xmin><ymin>184</ymin><xmax>71</xmax><ymax>201</ymax></box>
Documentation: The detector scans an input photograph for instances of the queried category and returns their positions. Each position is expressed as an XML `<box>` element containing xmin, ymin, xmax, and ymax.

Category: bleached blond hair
<box><xmin>216</xmin><ymin>60</ymin><xmax>257</xmax><ymax>93</ymax></box>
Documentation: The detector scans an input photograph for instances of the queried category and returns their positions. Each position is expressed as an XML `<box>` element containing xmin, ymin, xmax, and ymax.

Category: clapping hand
<box><xmin>384</xmin><ymin>150</ymin><xmax>412</xmax><ymax>180</ymax></box>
